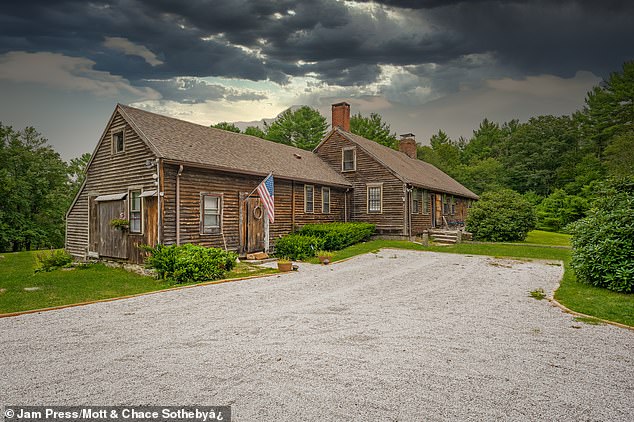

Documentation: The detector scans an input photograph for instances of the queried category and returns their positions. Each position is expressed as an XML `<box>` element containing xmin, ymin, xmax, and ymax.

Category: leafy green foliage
<box><xmin>244</xmin><ymin>125</ymin><xmax>266</xmax><ymax>138</ymax></box>
<box><xmin>604</xmin><ymin>131</ymin><xmax>634</xmax><ymax>177</ymax></box>
<box><xmin>212</xmin><ymin>122</ymin><xmax>241</xmax><ymax>133</ymax></box>
<box><xmin>143</xmin><ymin>244</ymin><xmax>238</xmax><ymax>283</ymax></box>
<box><xmin>265</xmin><ymin>106</ymin><xmax>327</xmax><ymax>150</ymax></box>
<box><xmin>466</xmin><ymin>189</ymin><xmax>536</xmax><ymax>241</ymax></box>
<box><xmin>535</xmin><ymin>189</ymin><xmax>588</xmax><ymax>232</ymax></box>
<box><xmin>350</xmin><ymin>112</ymin><xmax>398</xmax><ymax>149</ymax></box>
<box><xmin>274</xmin><ymin>234</ymin><xmax>325</xmax><ymax>260</ymax></box>
<box><xmin>0</xmin><ymin>124</ymin><xmax>71</xmax><ymax>251</ymax></box>
<box><xmin>34</xmin><ymin>249</ymin><xmax>73</xmax><ymax>272</ymax></box>
<box><xmin>297</xmin><ymin>222</ymin><xmax>375</xmax><ymax>250</ymax></box>
<box><xmin>568</xmin><ymin>178</ymin><xmax>634</xmax><ymax>293</ymax></box>
<box><xmin>66</xmin><ymin>152</ymin><xmax>91</xmax><ymax>199</ymax></box>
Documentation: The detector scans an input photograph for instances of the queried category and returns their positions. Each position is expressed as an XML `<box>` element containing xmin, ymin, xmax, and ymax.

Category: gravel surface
<box><xmin>1</xmin><ymin>249</ymin><xmax>633</xmax><ymax>421</ymax></box>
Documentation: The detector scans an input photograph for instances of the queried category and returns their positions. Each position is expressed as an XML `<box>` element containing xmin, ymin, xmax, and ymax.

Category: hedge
<box><xmin>274</xmin><ymin>234</ymin><xmax>325</xmax><ymax>261</ymax></box>
<box><xmin>297</xmin><ymin>222</ymin><xmax>375</xmax><ymax>250</ymax></box>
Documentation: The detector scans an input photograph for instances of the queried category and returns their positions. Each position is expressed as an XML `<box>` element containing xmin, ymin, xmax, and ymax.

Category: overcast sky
<box><xmin>1</xmin><ymin>0</ymin><xmax>632</xmax><ymax>160</ymax></box>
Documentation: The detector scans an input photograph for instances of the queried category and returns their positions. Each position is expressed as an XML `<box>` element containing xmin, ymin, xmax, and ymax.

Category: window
<box><xmin>451</xmin><ymin>196</ymin><xmax>456</xmax><ymax>215</ymax></box>
<box><xmin>412</xmin><ymin>188</ymin><xmax>420</xmax><ymax>214</ymax></box>
<box><xmin>129</xmin><ymin>190</ymin><xmax>142</xmax><ymax>233</ymax></box>
<box><xmin>322</xmin><ymin>187</ymin><xmax>330</xmax><ymax>214</ymax></box>
<box><xmin>304</xmin><ymin>185</ymin><xmax>314</xmax><ymax>213</ymax></box>
<box><xmin>342</xmin><ymin>147</ymin><xmax>356</xmax><ymax>172</ymax></box>
<box><xmin>422</xmin><ymin>190</ymin><xmax>429</xmax><ymax>214</ymax></box>
<box><xmin>443</xmin><ymin>194</ymin><xmax>450</xmax><ymax>215</ymax></box>
<box><xmin>112</xmin><ymin>131</ymin><xmax>124</xmax><ymax>153</ymax></box>
<box><xmin>367</xmin><ymin>184</ymin><xmax>382</xmax><ymax>213</ymax></box>
<box><xmin>201</xmin><ymin>194</ymin><xmax>222</xmax><ymax>234</ymax></box>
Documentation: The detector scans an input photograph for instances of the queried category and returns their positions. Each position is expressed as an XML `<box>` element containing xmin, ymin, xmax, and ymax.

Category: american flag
<box><xmin>256</xmin><ymin>173</ymin><xmax>275</xmax><ymax>223</ymax></box>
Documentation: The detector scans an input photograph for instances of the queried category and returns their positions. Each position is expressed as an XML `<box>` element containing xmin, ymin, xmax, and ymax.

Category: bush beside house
<box><xmin>466</xmin><ymin>189</ymin><xmax>536</xmax><ymax>241</ymax></box>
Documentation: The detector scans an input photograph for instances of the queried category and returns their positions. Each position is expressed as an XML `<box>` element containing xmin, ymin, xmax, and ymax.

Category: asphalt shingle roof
<box><xmin>337</xmin><ymin>129</ymin><xmax>479</xmax><ymax>199</ymax></box>
<box><xmin>118</xmin><ymin>104</ymin><xmax>351</xmax><ymax>187</ymax></box>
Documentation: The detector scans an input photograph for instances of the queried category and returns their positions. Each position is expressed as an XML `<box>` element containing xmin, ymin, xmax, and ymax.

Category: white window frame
<box><xmin>200</xmin><ymin>193</ymin><xmax>223</xmax><ymax>234</ymax></box>
<box><xmin>367</xmin><ymin>183</ymin><xmax>383</xmax><ymax>214</ymax></box>
<box><xmin>342</xmin><ymin>147</ymin><xmax>356</xmax><ymax>172</ymax></box>
<box><xmin>112</xmin><ymin>130</ymin><xmax>125</xmax><ymax>154</ymax></box>
<box><xmin>322</xmin><ymin>187</ymin><xmax>330</xmax><ymax>214</ymax></box>
<box><xmin>304</xmin><ymin>184</ymin><xmax>314</xmax><ymax>213</ymax></box>
<box><xmin>128</xmin><ymin>189</ymin><xmax>143</xmax><ymax>234</ymax></box>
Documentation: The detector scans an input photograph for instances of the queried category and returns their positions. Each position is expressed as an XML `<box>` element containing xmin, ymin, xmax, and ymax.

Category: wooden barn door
<box><xmin>242</xmin><ymin>195</ymin><xmax>265</xmax><ymax>253</ymax></box>
<box><xmin>98</xmin><ymin>200</ymin><xmax>128</xmax><ymax>259</ymax></box>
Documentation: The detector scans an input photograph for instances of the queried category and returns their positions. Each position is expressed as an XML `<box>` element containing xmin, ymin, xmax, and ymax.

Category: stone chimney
<box><xmin>399</xmin><ymin>133</ymin><xmax>417</xmax><ymax>159</ymax></box>
<box><xmin>332</xmin><ymin>102</ymin><xmax>350</xmax><ymax>131</ymax></box>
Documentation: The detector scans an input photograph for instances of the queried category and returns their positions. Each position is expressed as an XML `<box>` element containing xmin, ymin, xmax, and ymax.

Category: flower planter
<box><xmin>277</xmin><ymin>261</ymin><xmax>292</xmax><ymax>272</ymax></box>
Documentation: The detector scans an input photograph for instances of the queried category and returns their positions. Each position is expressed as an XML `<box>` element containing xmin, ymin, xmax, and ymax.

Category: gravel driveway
<box><xmin>1</xmin><ymin>250</ymin><xmax>632</xmax><ymax>421</ymax></box>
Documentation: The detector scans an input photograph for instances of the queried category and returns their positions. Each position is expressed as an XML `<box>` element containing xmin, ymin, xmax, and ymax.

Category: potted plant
<box><xmin>277</xmin><ymin>258</ymin><xmax>293</xmax><ymax>272</ymax></box>
<box><xmin>110</xmin><ymin>218</ymin><xmax>130</xmax><ymax>231</ymax></box>
<box><xmin>316</xmin><ymin>250</ymin><xmax>334</xmax><ymax>265</ymax></box>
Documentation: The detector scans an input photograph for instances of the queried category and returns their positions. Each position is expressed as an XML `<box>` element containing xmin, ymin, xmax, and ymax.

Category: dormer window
<box><xmin>342</xmin><ymin>147</ymin><xmax>356</xmax><ymax>172</ymax></box>
<box><xmin>112</xmin><ymin>130</ymin><xmax>124</xmax><ymax>154</ymax></box>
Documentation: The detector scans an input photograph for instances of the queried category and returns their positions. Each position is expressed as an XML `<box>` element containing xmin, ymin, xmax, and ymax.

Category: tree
<box><xmin>264</xmin><ymin>106</ymin><xmax>327</xmax><ymax>150</ymax></box>
<box><xmin>569</xmin><ymin>178</ymin><xmax>634</xmax><ymax>293</ymax></box>
<box><xmin>582</xmin><ymin>61</ymin><xmax>634</xmax><ymax>159</ymax></box>
<box><xmin>0</xmin><ymin>124</ymin><xmax>69</xmax><ymax>251</ymax></box>
<box><xmin>453</xmin><ymin>158</ymin><xmax>508</xmax><ymax>195</ymax></box>
<box><xmin>465</xmin><ymin>189</ymin><xmax>536</xmax><ymax>241</ymax></box>
<box><xmin>211</xmin><ymin>122</ymin><xmax>241</xmax><ymax>133</ymax></box>
<box><xmin>67</xmin><ymin>152</ymin><xmax>91</xmax><ymax>199</ymax></box>
<box><xmin>535</xmin><ymin>189</ymin><xmax>588</xmax><ymax>232</ymax></box>
<box><xmin>244</xmin><ymin>125</ymin><xmax>266</xmax><ymax>139</ymax></box>
<box><xmin>603</xmin><ymin>131</ymin><xmax>634</xmax><ymax>177</ymax></box>
<box><xmin>349</xmin><ymin>112</ymin><xmax>398</xmax><ymax>149</ymax></box>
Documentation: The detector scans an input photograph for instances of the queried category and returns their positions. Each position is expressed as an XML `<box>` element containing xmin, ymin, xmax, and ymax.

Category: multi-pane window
<box><xmin>443</xmin><ymin>194</ymin><xmax>450</xmax><ymax>215</ymax></box>
<box><xmin>451</xmin><ymin>196</ymin><xmax>456</xmax><ymax>215</ymax></box>
<box><xmin>322</xmin><ymin>187</ymin><xmax>330</xmax><ymax>214</ymax></box>
<box><xmin>113</xmin><ymin>131</ymin><xmax>124</xmax><ymax>153</ymax></box>
<box><xmin>422</xmin><ymin>190</ymin><xmax>429</xmax><ymax>214</ymax></box>
<box><xmin>342</xmin><ymin>148</ymin><xmax>356</xmax><ymax>171</ymax></box>
<box><xmin>305</xmin><ymin>185</ymin><xmax>314</xmax><ymax>213</ymax></box>
<box><xmin>412</xmin><ymin>188</ymin><xmax>420</xmax><ymax>214</ymax></box>
<box><xmin>202</xmin><ymin>194</ymin><xmax>221</xmax><ymax>233</ymax></box>
<box><xmin>129</xmin><ymin>191</ymin><xmax>141</xmax><ymax>233</ymax></box>
<box><xmin>367</xmin><ymin>184</ymin><xmax>382</xmax><ymax>213</ymax></box>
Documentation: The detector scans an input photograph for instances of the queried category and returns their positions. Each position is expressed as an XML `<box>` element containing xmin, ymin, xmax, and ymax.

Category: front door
<box><xmin>244</xmin><ymin>196</ymin><xmax>264</xmax><ymax>253</ymax></box>
<box><xmin>435</xmin><ymin>194</ymin><xmax>443</xmax><ymax>228</ymax></box>
<box><xmin>98</xmin><ymin>200</ymin><xmax>128</xmax><ymax>259</ymax></box>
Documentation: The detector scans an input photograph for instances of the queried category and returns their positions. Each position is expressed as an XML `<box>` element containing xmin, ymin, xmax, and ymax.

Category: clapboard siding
<box><xmin>162</xmin><ymin>164</ymin><xmax>346</xmax><ymax>252</ymax></box>
<box><xmin>65</xmin><ymin>110</ymin><xmax>157</xmax><ymax>260</ymax></box>
<box><xmin>316</xmin><ymin>132</ymin><xmax>406</xmax><ymax>234</ymax></box>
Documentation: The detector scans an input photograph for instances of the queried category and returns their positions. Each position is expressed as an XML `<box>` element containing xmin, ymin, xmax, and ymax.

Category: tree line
<box><xmin>0</xmin><ymin>125</ymin><xmax>89</xmax><ymax>252</ymax></box>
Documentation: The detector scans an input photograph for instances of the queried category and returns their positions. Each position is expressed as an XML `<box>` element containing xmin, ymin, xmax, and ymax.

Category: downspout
<box><xmin>344</xmin><ymin>188</ymin><xmax>349</xmax><ymax>222</ymax></box>
<box><xmin>156</xmin><ymin>158</ymin><xmax>162</xmax><ymax>244</ymax></box>
<box><xmin>176</xmin><ymin>164</ymin><xmax>184</xmax><ymax>245</ymax></box>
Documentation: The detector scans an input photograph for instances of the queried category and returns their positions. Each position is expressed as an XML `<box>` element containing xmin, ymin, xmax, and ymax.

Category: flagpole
<box><xmin>246</xmin><ymin>171</ymin><xmax>273</xmax><ymax>198</ymax></box>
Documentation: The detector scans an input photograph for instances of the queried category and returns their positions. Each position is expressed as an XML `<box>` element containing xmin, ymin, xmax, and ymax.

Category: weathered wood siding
<box><xmin>162</xmin><ymin>164</ymin><xmax>346</xmax><ymax>252</ymax></box>
<box><xmin>66</xmin><ymin>109</ymin><xmax>158</xmax><ymax>261</ymax></box>
<box><xmin>410</xmin><ymin>190</ymin><xmax>433</xmax><ymax>235</ymax></box>
<box><xmin>315</xmin><ymin>132</ymin><xmax>406</xmax><ymax>234</ymax></box>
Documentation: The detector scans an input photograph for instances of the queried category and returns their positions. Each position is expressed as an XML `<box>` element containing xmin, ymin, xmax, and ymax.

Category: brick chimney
<box><xmin>399</xmin><ymin>133</ymin><xmax>417</xmax><ymax>159</ymax></box>
<box><xmin>332</xmin><ymin>102</ymin><xmax>350</xmax><ymax>132</ymax></box>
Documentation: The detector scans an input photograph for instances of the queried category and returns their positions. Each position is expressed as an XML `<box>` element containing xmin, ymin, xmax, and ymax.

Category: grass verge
<box><xmin>309</xmin><ymin>236</ymin><xmax>633</xmax><ymax>327</ymax></box>
<box><xmin>0</xmin><ymin>252</ymin><xmax>277</xmax><ymax>315</ymax></box>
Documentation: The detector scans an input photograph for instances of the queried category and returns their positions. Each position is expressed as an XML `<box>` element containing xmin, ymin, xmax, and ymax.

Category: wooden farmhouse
<box><xmin>66</xmin><ymin>102</ymin><xmax>477</xmax><ymax>263</ymax></box>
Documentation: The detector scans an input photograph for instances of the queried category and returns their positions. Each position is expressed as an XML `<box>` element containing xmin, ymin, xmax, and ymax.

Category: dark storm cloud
<box><xmin>1</xmin><ymin>0</ymin><xmax>633</xmax><ymax>102</ymax></box>
<box><xmin>141</xmin><ymin>78</ymin><xmax>267</xmax><ymax>104</ymax></box>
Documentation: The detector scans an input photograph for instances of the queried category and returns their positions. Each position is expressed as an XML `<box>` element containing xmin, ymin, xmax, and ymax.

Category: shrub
<box><xmin>535</xmin><ymin>189</ymin><xmax>588</xmax><ymax>232</ymax></box>
<box><xmin>34</xmin><ymin>249</ymin><xmax>73</xmax><ymax>272</ymax></box>
<box><xmin>568</xmin><ymin>178</ymin><xmax>634</xmax><ymax>293</ymax></box>
<box><xmin>466</xmin><ymin>189</ymin><xmax>536</xmax><ymax>241</ymax></box>
<box><xmin>297</xmin><ymin>222</ymin><xmax>375</xmax><ymax>250</ymax></box>
<box><xmin>143</xmin><ymin>244</ymin><xmax>237</xmax><ymax>283</ymax></box>
<box><xmin>274</xmin><ymin>234</ymin><xmax>325</xmax><ymax>261</ymax></box>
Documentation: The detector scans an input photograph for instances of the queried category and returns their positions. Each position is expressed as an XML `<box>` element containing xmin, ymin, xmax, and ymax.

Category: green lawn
<box><xmin>517</xmin><ymin>230</ymin><xmax>571</xmax><ymax>247</ymax></box>
<box><xmin>310</xmin><ymin>233</ymin><xmax>633</xmax><ymax>327</ymax></box>
<box><xmin>0</xmin><ymin>251</ymin><xmax>276</xmax><ymax>314</ymax></box>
